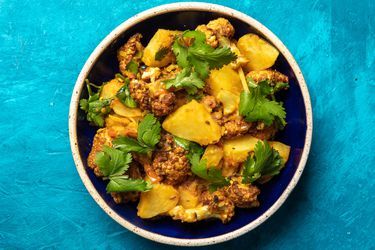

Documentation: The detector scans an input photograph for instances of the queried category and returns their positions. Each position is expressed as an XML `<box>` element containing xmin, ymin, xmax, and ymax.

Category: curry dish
<box><xmin>80</xmin><ymin>18</ymin><xmax>291</xmax><ymax>223</ymax></box>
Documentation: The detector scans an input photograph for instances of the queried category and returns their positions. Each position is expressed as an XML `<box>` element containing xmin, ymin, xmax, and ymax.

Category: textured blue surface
<box><xmin>0</xmin><ymin>0</ymin><xmax>374</xmax><ymax>249</ymax></box>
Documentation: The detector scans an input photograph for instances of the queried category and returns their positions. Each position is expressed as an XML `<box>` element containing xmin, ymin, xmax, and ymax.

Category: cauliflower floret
<box><xmin>151</xmin><ymin>133</ymin><xmax>191</xmax><ymax>185</ymax></box>
<box><xmin>200</xmin><ymin>189</ymin><xmax>235</xmax><ymax>223</ymax></box>
<box><xmin>169</xmin><ymin>205</ymin><xmax>213</xmax><ymax>223</ymax></box>
<box><xmin>249</xmin><ymin>121</ymin><xmax>278</xmax><ymax>140</ymax></box>
<box><xmin>246</xmin><ymin>70</ymin><xmax>288</xmax><ymax>85</ymax></box>
<box><xmin>223</xmin><ymin>116</ymin><xmax>252</xmax><ymax>138</ymax></box>
<box><xmin>207</xmin><ymin>18</ymin><xmax>235</xmax><ymax>39</ymax></box>
<box><xmin>87</xmin><ymin>128</ymin><xmax>112</xmax><ymax>177</ymax></box>
<box><xmin>129</xmin><ymin>79</ymin><xmax>151</xmax><ymax>111</ymax></box>
<box><xmin>150</xmin><ymin>88</ymin><xmax>176</xmax><ymax>117</ymax></box>
<box><xmin>196</xmin><ymin>24</ymin><xmax>219</xmax><ymax>48</ymax></box>
<box><xmin>196</xmin><ymin>18</ymin><xmax>235</xmax><ymax>48</ymax></box>
<box><xmin>117</xmin><ymin>33</ymin><xmax>143</xmax><ymax>78</ymax></box>
<box><xmin>225</xmin><ymin>177</ymin><xmax>260</xmax><ymax>208</ymax></box>
<box><xmin>129</xmin><ymin>79</ymin><xmax>176</xmax><ymax>117</ymax></box>
<box><xmin>141</xmin><ymin>67</ymin><xmax>161</xmax><ymax>82</ymax></box>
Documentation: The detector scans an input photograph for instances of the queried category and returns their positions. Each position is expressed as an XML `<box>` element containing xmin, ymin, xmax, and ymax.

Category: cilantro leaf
<box><xmin>95</xmin><ymin>145</ymin><xmax>152</xmax><ymax>192</ymax></box>
<box><xmin>242</xmin><ymin>140</ymin><xmax>284</xmax><ymax>184</ymax></box>
<box><xmin>239</xmin><ymin>84</ymin><xmax>286</xmax><ymax>126</ymax></box>
<box><xmin>113</xmin><ymin>137</ymin><xmax>150</xmax><ymax>154</ymax></box>
<box><xmin>155</xmin><ymin>47</ymin><xmax>169</xmax><ymax>61</ymax></box>
<box><xmin>107</xmin><ymin>176</ymin><xmax>152</xmax><ymax>192</ymax></box>
<box><xmin>189</xmin><ymin>44</ymin><xmax>237</xmax><ymax>71</ymax></box>
<box><xmin>172</xmin><ymin>135</ymin><xmax>227</xmax><ymax>189</ymax></box>
<box><xmin>190</xmin><ymin>153</ymin><xmax>229</xmax><ymax>186</ymax></box>
<box><xmin>113</xmin><ymin>114</ymin><xmax>161</xmax><ymax>154</ymax></box>
<box><xmin>172</xmin><ymin>38</ymin><xmax>189</xmax><ymax>68</ymax></box>
<box><xmin>164</xmin><ymin>68</ymin><xmax>205</xmax><ymax>94</ymax></box>
<box><xmin>166</xmin><ymin>30</ymin><xmax>237</xmax><ymax>93</ymax></box>
<box><xmin>95</xmin><ymin>145</ymin><xmax>132</xmax><ymax>177</ymax></box>
<box><xmin>173</xmin><ymin>136</ymin><xmax>204</xmax><ymax>159</ymax></box>
<box><xmin>126</xmin><ymin>60</ymin><xmax>138</xmax><ymax>74</ymax></box>
<box><xmin>137</xmin><ymin>114</ymin><xmax>161</xmax><ymax>148</ymax></box>
<box><xmin>116</xmin><ymin>76</ymin><xmax>137</xmax><ymax>108</ymax></box>
<box><xmin>79</xmin><ymin>79</ymin><xmax>111</xmax><ymax>127</ymax></box>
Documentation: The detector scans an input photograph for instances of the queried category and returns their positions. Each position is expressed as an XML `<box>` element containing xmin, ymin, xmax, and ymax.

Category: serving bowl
<box><xmin>69</xmin><ymin>2</ymin><xmax>312</xmax><ymax>246</ymax></box>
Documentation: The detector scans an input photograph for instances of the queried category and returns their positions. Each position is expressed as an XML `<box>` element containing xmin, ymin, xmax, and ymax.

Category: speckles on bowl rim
<box><xmin>68</xmin><ymin>2</ymin><xmax>313</xmax><ymax>246</ymax></box>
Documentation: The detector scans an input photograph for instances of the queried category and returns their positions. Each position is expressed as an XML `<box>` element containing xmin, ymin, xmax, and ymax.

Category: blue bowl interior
<box><xmin>77</xmin><ymin>11</ymin><xmax>307</xmax><ymax>239</ymax></box>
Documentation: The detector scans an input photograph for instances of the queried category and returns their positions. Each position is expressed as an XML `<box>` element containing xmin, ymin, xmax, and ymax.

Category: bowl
<box><xmin>69</xmin><ymin>2</ymin><xmax>313</xmax><ymax>246</ymax></box>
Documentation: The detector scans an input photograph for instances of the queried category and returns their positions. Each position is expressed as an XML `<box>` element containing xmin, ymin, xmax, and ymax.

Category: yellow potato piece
<box><xmin>223</xmin><ymin>134</ymin><xmax>259</xmax><ymax>164</ymax></box>
<box><xmin>111</xmin><ymin>99</ymin><xmax>144</xmax><ymax>118</ymax></box>
<box><xmin>237</xmin><ymin>33</ymin><xmax>279</xmax><ymax>71</ymax></box>
<box><xmin>100</xmin><ymin>78</ymin><xmax>124</xmax><ymax>99</ymax></box>
<box><xmin>216</xmin><ymin>90</ymin><xmax>240</xmax><ymax>115</ymax></box>
<box><xmin>142</xmin><ymin>29</ymin><xmax>181</xmax><ymax>67</ymax></box>
<box><xmin>202</xmin><ymin>145</ymin><xmax>224</xmax><ymax>168</ymax></box>
<box><xmin>207</xmin><ymin>65</ymin><xmax>243</xmax><ymax>97</ymax></box>
<box><xmin>162</xmin><ymin>100</ymin><xmax>222</xmax><ymax>145</ymax></box>
<box><xmin>137</xmin><ymin>183</ymin><xmax>179</xmax><ymax>219</ymax></box>
<box><xmin>269</xmin><ymin>141</ymin><xmax>291</xmax><ymax>162</ymax></box>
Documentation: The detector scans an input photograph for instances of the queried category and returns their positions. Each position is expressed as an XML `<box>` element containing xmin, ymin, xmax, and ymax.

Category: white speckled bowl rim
<box><xmin>69</xmin><ymin>2</ymin><xmax>313</xmax><ymax>246</ymax></box>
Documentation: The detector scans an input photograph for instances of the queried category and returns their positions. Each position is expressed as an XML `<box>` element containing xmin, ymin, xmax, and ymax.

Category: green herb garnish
<box><xmin>79</xmin><ymin>79</ymin><xmax>111</xmax><ymax>127</ymax></box>
<box><xmin>95</xmin><ymin>145</ymin><xmax>151</xmax><ymax>192</ymax></box>
<box><xmin>242</xmin><ymin>140</ymin><xmax>284</xmax><ymax>184</ymax></box>
<box><xmin>164</xmin><ymin>30</ymin><xmax>236</xmax><ymax>94</ymax></box>
<box><xmin>155</xmin><ymin>47</ymin><xmax>169</xmax><ymax>61</ymax></box>
<box><xmin>113</xmin><ymin>114</ymin><xmax>161</xmax><ymax>154</ymax></box>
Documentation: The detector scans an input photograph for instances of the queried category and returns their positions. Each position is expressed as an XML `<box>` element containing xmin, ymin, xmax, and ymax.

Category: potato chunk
<box><xmin>100</xmin><ymin>78</ymin><xmax>124</xmax><ymax>99</ymax></box>
<box><xmin>137</xmin><ymin>183</ymin><xmax>179</xmax><ymax>219</ymax></box>
<box><xmin>111</xmin><ymin>99</ymin><xmax>144</xmax><ymax>118</ymax></box>
<box><xmin>223</xmin><ymin>135</ymin><xmax>290</xmax><ymax>164</ymax></box>
<box><xmin>207</xmin><ymin>65</ymin><xmax>243</xmax><ymax>97</ymax></box>
<box><xmin>202</xmin><ymin>145</ymin><xmax>223</xmax><ymax>168</ymax></box>
<box><xmin>237</xmin><ymin>33</ymin><xmax>279</xmax><ymax>71</ymax></box>
<box><xmin>223</xmin><ymin>134</ymin><xmax>259</xmax><ymax>164</ymax></box>
<box><xmin>142</xmin><ymin>29</ymin><xmax>181</xmax><ymax>67</ymax></box>
<box><xmin>216</xmin><ymin>90</ymin><xmax>239</xmax><ymax>115</ymax></box>
<box><xmin>162</xmin><ymin>100</ymin><xmax>222</xmax><ymax>145</ymax></box>
<box><xmin>270</xmin><ymin>141</ymin><xmax>291</xmax><ymax>162</ymax></box>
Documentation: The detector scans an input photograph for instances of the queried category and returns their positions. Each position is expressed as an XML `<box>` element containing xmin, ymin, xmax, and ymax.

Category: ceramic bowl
<box><xmin>69</xmin><ymin>2</ymin><xmax>313</xmax><ymax>246</ymax></box>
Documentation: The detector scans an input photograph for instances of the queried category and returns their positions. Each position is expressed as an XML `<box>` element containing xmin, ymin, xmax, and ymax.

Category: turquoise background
<box><xmin>0</xmin><ymin>0</ymin><xmax>374</xmax><ymax>249</ymax></box>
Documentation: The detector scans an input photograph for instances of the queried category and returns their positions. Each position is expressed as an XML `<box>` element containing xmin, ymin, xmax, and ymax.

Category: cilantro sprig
<box><xmin>239</xmin><ymin>78</ymin><xmax>287</xmax><ymax>127</ymax></box>
<box><xmin>79</xmin><ymin>79</ymin><xmax>111</xmax><ymax>127</ymax></box>
<box><xmin>115</xmin><ymin>74</ymin><xmax>137</xmax><ymax>108</ymax></box>
<box><xmin>95</xmin><ymin>145</ymin><xmax>152</xmax><ymax>192</ymax></box>
<box><xmin>113</xmin><ymin>114</ymin><xmax>161</xmax><ymax>154</ymax></box>
<box><xmin>164</xmin><ymin>30</ymin><xmax>237</xmax><ymax>94</ymax></box>
<box><xmin>173</xmin><ymin>136</ymin><xmax>228</xmax><ymax>189</ymax></box>
<box><xmin>242</xmin><ymin>140</ymin><xmax>284</xmax><ymax>184</ymax></box>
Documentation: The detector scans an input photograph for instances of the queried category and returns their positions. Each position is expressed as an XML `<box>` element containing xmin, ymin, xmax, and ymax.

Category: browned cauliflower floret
<box><xmin>207</xmin><ymin>18</ymin><xmax>235</xmax><ymax>39</ymax></box>
<box><xmin>150</xmin><ymin>88</ymin><xmax>176</xmax><ymax>117</ymax></box>
<box><xmin>151</xmin><ymin>133</ymin><xmax>191</xmax><ymax>185</ymax></box>
<box><xmin>117</xmin><ymin>33</ymin><xmax>143</xmax><ymax>78</ymax></box>
<box><xmin>196</xmin><ymin>24</ymin><xmax>219</xmax><ymax>48</ymax></box>
<box><xmin>249</xmin><ymin>122</ymin><xmax>278</xmax><ymax>140</ymax></box>
<box><xmin>196</xmin><ymin>18</ymin><xmax>235</xmax><ymax>48</ymax></box>
<box><xmin>141</xmin><ymin>67</ymin><xmax>161</xmax><ymax>82</ymax></box>
<box><xmin>111</xmin><ymin>162</ymin><xmax>143</xmax><ymax>204</ymax></box>
<box><xmin>247</xmin><ymin>70</ymin><xmax>288</xmax><ymax>85</ymax></box>
<box><xmin>129</xmin><ymin>79</ymin><xmax>151</xmax><ymax>111</ymax></box>
<box><xmin>200</xmin><ymin>95</ymin><xmax>218</xmax><ymax>112</ymax></box>
<box><xmin>223</xmin><ymin>117</ymin><xmax>252</xmax><ymax>138</ymax></box>
<box><xmin>87</xmin><ymin>128</ymin><xmax>112</xmax><ymax>177</ymax></box>
<box><xmin>200</xmin><ymin>189</ymin><xmax>235</xmax><ymax>223</ymax></box>
<box><xmin>160</xmin><ymin>64</ymin><xmax>181</xmax><ymax>80</ymax></box>
<box><xmin>225</xmin><ymin>177</ymin><xmax>260</xmax><ymax>208</ymax></box>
